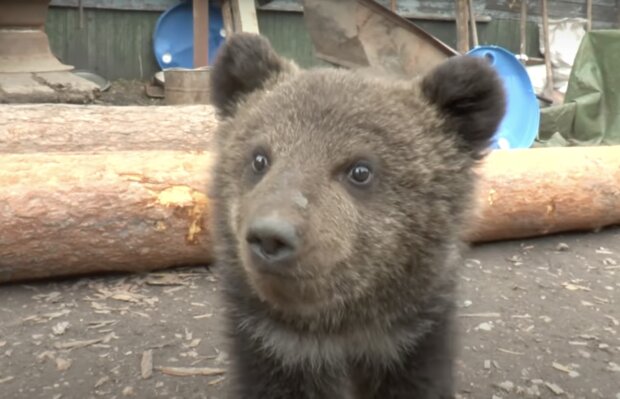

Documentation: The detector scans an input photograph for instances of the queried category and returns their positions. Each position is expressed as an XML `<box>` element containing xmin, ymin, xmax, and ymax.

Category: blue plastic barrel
<box><xmin>467</xmin><ymin>46</ymin><xmax>540</xmax><ymax>150</ymax></box>
<box><xmin>153</xmin><ymin>0</ymin><xmax>225</xmax><ymax>70</ymax></box>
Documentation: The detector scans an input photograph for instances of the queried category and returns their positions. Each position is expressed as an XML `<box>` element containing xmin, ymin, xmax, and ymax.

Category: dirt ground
<box><xmin>1</xmin><ymin>82</ymin><xmax>619</xmax><ymax>398</ymax></box>
<box><xmin>0</xmin><ymin>227</ymin><xmax>619</xmax><ymax>399</ymax></box>
<box><xmin>95</xmin><ymin>80</ymin><xmax>164</xmax><ymax>106</ymax></box>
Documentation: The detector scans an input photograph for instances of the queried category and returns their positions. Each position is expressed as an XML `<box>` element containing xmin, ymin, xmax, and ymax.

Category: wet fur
<box><xmin>208</xmin><ymin>33</ymin><xmax>506</xmax><ymax>399</ymax></box>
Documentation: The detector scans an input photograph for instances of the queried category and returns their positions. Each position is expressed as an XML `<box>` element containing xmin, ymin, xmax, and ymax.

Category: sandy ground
<box><xmin>1</xmin><ymin>227</ymin><xmax>619</xmax><ymax>399</ymax></box>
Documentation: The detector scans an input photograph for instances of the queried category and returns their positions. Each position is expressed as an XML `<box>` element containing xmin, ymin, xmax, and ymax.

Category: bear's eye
<box><xmin>347</xmin><ymin>162</ymin><xmax>373</xmax><ymax>186</ymax></box>
<box><xmin>251</xmin><ymin>153</ymin><xmax>269</xmax><ymax>174</ymax></box>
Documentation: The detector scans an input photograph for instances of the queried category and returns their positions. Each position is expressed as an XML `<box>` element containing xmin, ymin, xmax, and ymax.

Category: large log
<box><xmin>1</xmin><ymin>104</ymin><xmax>620</xmax><ymax>282</ymax></box>
<box><xmin>0</xmin><ymin>151</ymin><xmax>213</xmax><ymax>284</ymax></box>
<box><xmin>465</xmin><ymin>146</ymin><xmax>620</xmax><ymax>243</ymax></box>
<box><xmin>0</xmin><ymin>104</ymin><xmax>217</xmax><ymax>153</ymax></box>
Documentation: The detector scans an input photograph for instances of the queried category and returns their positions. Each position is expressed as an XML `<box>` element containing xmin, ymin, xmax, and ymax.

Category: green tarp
<box><xmin>535</xmin><ymin>30</ymin><xmax>620</xmax><ymax>147</ymax></box>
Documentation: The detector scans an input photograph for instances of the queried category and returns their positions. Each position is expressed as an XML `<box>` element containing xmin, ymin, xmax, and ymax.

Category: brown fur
<box><xmin>207</xmin><ymin>33</ymin><xmax>506</xmax><ymax>399</ymax></box>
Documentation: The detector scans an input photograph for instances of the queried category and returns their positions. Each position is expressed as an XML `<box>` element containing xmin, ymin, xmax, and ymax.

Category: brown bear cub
<box><xmin>208</xmin><ymin>33</ymin><xmax>505</xmax><ymax>399</ymax></box>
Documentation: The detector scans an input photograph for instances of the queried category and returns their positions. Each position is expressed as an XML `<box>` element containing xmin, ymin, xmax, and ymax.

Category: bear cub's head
<box><xmin>209</xmin><ymin>33</ymin><xmax>505</xmax><ymax>317</ymax></box>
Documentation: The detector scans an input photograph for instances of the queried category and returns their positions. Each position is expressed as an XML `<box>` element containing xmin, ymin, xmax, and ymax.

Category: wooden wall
<box><xmin>45</xmin><ymin>1</ymin><xmax>619</xmax><ymax>80</ymax></box>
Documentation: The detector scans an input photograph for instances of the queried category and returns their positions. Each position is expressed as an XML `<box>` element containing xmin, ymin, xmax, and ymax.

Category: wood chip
<box><xmin>54</xmin><ymin>333</ymin><xmax>114</xmax><ymax>350</ymax></box>
<box><xmin>498</xmin><ymin>348</ymin><xmax>524</xmax><ymax>356</ymax></box>
<box><xmin>155</xmin><ymin>366</ymin><xmax>226</xmax><ymax>377</ymax></box>
<box><xmin>23</xmin><ymin>309</ymin><xmax>71</xmax><ymax>323</ymax></box>
<box><xmin>56</xmin><ymin>357</ymin><xmax>73</xmax><ymax>371</ymax></box>
<box><xmin>145</xmin><ymin>274</ymin><xmax>187</xmax><ymax>286</ymax></box>
<box><xmin>193</xmin><ymin>313</ymin><xmax>213</xmax><ymax>319</ymax></box>
<box><xmin>0</xmin><ymin>341</ymin><xmax>6</xmax><ymax>348</ymax></box>
<box><xmin>0</xmin><ymin>376</ymin><xmax>14</xmax><ymax>384</ymax></box>
<box><xmin>545</xmin><ymin>382</ymin><xmax>565</xmax><ymax>395</ymax></box>
<box><xmin>207</xmin><ymin>376</ymin><xmax>226</xmax><ymax>385</ymax></box>
<box><xmin>94</xmin><ymin>376</ymin><xmax>110</xmax><ymax>388</ymax></box>
<box><xmin>605</xmin><ymin>315</ymin><xmax>619</xmax><ymax>326</ymax></box>
<box><xmin>86</xmin><ymin>320</ymin><xmax>118</xmax><ymax>330</ymax></box>
<box><xmin>459</xmin><ymin>312</ymin><xmax>501</xmax><ymax>318</ymax></box>
<box><xmin>563</xmin><ymin>282</ymin><xmax>591</xmax><ymax>291</ymax></box>
<box><xmin>141</xmin><ymin>350</ymin><xmax>153</xmax><ymax>379</ymax></box>
<box><xmin>552</xmin><ymin>362</ymin><xmax>579</xmax><ymax>377</ymax></box>
<box><xmin>607</xmin><ymin>362</ymin><xmax>620</xmax><ymax>372</ymax></box>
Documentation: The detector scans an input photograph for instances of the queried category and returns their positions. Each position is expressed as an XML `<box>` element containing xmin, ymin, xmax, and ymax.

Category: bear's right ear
<box><xmin>210</xmin><ymin>33</ymin><xmax>298</xmax><ymax>118</ymax></box>
<box><xmin>421</xmin><ymin>55</ymin><xmax>506</xmax><ymax>159</ymax></box>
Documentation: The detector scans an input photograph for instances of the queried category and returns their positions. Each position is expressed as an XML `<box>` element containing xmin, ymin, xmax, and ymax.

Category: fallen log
<box><xmin>0</xmin><ymin>104</ymin><xmax>217</xmax><ymax>153</ymax></box>
<box><xmin>1</xmin><ymin>104</ymin><xmax>619</xmax><ymax>283</ymax></box>
<box><xmin>465</xmin><ymin>146</ymin><xmax>620</xmax><ymax>243</ymax></box>
<box><xmin>0</xmin><ymin>151</ymin><xmax>213</xmax><ymax>284</ymax></box>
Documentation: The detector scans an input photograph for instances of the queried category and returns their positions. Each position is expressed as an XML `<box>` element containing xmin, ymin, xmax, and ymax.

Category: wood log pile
<box><xmin>1</xmin><ymin>104</ymin><xmax>620</xmax><ymax>284</ymax></box>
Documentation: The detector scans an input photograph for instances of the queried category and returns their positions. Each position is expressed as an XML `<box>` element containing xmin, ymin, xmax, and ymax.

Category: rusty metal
<box><xmin>302</xmin><ymin>0</ymin><xmax>458</xmax><ymax>77</ymax></box>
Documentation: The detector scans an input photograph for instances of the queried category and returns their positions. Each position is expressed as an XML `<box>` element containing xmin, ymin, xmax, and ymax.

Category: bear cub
<box><xmin>208</xmin><ymin>33</ymin><xmax>505</xmax><ymax>399</ymax></box>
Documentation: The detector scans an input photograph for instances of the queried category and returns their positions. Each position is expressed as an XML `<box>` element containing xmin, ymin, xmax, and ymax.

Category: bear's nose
<box><xmin>245</xmin><ymin>217</ymin><xmax>299</xmax><ymax>268</ymax></box>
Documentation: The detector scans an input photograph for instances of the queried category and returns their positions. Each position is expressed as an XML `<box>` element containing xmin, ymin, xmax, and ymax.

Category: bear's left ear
<box><xmin>421</xmin><ymin>55</ymin><xmax>506</xmax><ymax>158</ymax></box>
<box><xmin>210</xmin><ymin>33</ymin><xmax>298</xmax><ymax>118</ymax></box>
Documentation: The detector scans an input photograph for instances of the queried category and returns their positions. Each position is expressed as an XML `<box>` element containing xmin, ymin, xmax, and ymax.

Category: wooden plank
<box><xmin>540</xmin><ymin>0</ymin><xmax>554</xmax><ymax>98</ymax></box>
<box><xmin>193</xmin><ymin>0</ymin><xmax>209</xmax><ymax>67</ymax></box>
<box><xmin>221</xmin><ymin>0</ymin><xmax>235</xmax><ymax>35</ymax></box>
<box><xmin>455</xmin><ymin>0</ymin><xmax>470</xmax><ymax>53</ymax></box>
<box><xmin>232</xmin><ymin>0</ymin><xmax>259</xmax><ymax>33</ymax></box>
<box><xmin>467</xmin><ymin>0</ymin><xmax>478</xmax><ymax>46</ymax></box>
<box><xmin>520</xmin><ymin>0</ymin><xmax>528</xmax><ymax>55</ymax></box>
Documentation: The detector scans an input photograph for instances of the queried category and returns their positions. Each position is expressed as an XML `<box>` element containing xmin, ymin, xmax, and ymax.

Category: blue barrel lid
<box><xmin>153</xmin><ymin>0</ymin><xmax>225</xmax><ymax>70</ymax></box>
<box><xmin>467</xmin><ymin>45</ymin><xmax>540</xmax><ymax>150</ymax></box>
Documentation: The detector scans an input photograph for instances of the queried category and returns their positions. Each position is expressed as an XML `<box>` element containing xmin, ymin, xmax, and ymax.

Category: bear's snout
<box><xmin>245</xmin><ymin>216</ymin><xmax>299</xmax><ymax>274</ymax></box>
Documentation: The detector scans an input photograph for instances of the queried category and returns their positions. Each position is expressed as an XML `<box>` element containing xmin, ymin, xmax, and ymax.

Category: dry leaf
<box><xmin>141</xmin><ymin>350</ymin><xmax>153</xmax><ymax>379</ymax></box>
<box><xmin>94</xmin><ymin>376</ymin><xmax>110</xmax><ymax>388</ymax></box>
<box><xmin>156</xmin><ymin>366</ymin><xmax>226</xmax><ymax>377</ymax></box>
<box><xmin>52</xmin><ymin>321</ymin><xmax>70</xmax><ymax>335</ymax></box>
<box><xmin>56</xmin><ymin>357</ymin><xmax>72</xmax><ymax>371</ymax></box>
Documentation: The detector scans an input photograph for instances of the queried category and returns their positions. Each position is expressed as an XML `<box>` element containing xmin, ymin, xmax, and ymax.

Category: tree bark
<box><xmin>0</xmin><ymin>104</ymin><xmax>217</xmax><ymax>153</ymax></box>
<box><xmin>464</xmin><ymin>146</ymin><xmax>620</xmax><ymax>243</ymax></box>
<box><xmin>0</xmin><ymin>151</ymin><xmax>213</xmax><ymax>284</ymax></box>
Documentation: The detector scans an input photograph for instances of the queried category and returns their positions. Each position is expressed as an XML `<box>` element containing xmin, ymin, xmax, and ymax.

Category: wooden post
<box><xmin>467</xmin><ymin>0</ymin><xmax>478</xmax><ymax>47</ymax></box>
<box><xmin>221</xmin><ymin>0</ymin><xmax>235</xmax><ymax>35</ymax></box>
<box><xmin>390</xmin><ymin>0</ymin><xmax>397</xmax><ymax>12</ymax></box>
<box><xmin>541</xmin><ymin>0</ymin><xmax>554</xmax><ymax>99</ymax></box>
<box><xmin>455</xmin><ymin>0</ymin><xmax>470</xmax><ymax>53</ymax></box>
<box><xmin>520</xmin><ymin>0</ymin><xmax>527</xmax><ymax>57</ymax></box>
<box><xmin>193</xmin><ymin>0</ymin><xmax>209</xmax><ymax>67</ymax></box>
<box><xmin>231</xmin><ymin>0</ymin><xmax>259</xmax><ymax>33</ymax></box>
<box><xmin>586</xmin><ymin>0</ymin><xmax>592</xmax><ymax>31</ymax></box>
